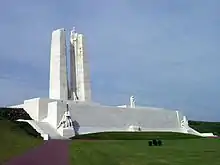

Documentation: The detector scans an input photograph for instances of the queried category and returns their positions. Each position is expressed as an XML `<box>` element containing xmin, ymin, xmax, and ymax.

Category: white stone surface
<box><xmin>69</xmin><ymin>28</ymin><xmax>77</xmax><ymax>100</ymax></box>
<box><xmin>23</xmin><ymin>98</ymin><xmax>54</xmax><ymax>121</ymax></box>
<box><xmin>8</xmin><ymin>27</ymin><xmax>216</xmax><ymax>139</ymax></box>
<box><xmin>42</xmin><ymin>134</ymin><xmax>49</xmax><ymax>140</ymax></box>
<box><xmin>67</xmin><ymin>102</ymin><xmax>184</xmax><ymax>134</ymax></box>
<box><xmin>46</xmin><ymin>101</ymin><xmax>67</xmax><ymax>129</ymax></box>
<box><xmin>9</xmin><ymin>104</ymin><xmax>24</xmax><ymax>108</ymax></box>
<box><xmin>49</xmin><ymin>28</ymin><xmax>68</xmax><ymax>100</ymax></box>
<box><xmin>17</xmin><ymin>119</ymin><xmax>64</xmax><ymax>139</ymax></box>
<box><xmin>117</xmin><ymin>105</ymin><xmax>127</xmax><ymax>108</ymax></box>
<box><xmin>36</xmin><ymin>121</ymin><xmax>64</xmax><ymax>139</ymax></box>
<box><xmin>57</xmin><ymin>127</ymin><xmax>75</xmax><ymax>138</ymax></box>
<box><xmin>13</xmin><ymin>96</ymin><xmax>216</xmax><ymax>139</ymax></box>
<box><xmin>130</xmin><ymin>96</ymin><xmax>136</xmax><ymax>108</ymax></box>
<box><xmin>70</xmin><ymin>29</ymin><xmax>91</xmax><ymax>101</ymax></box>
<box><xmin>199</xmin><ymin>133</ymin><xmax>217</xmax><ymax>137</ymax></box>
<box><xmin>57</xmin><ymin>105</ymin><xmax>76</xmax><ymax>137</ymax></box>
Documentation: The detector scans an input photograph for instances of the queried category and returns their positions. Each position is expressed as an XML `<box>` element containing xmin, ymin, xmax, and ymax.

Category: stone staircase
<box><xmin>17</xmin><ymin>119</ymin><xmax>67</xmax><ymax>140</ymax></box>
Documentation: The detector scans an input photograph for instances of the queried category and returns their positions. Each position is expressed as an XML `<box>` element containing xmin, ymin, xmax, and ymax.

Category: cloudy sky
<box><xmin>0</xmin><ymin>0</ymin><xmax>220</xmax><ymax>121</ymax></box>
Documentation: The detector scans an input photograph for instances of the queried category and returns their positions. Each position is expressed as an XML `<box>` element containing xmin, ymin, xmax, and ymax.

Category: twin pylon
<box><xmin>49</xmin><ymin>27</ymin><xmax>91</xmax><ymax>102</ymax></box>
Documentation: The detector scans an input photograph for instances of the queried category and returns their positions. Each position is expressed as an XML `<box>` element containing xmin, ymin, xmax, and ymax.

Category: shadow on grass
<box><xmin>0</xmin><ymin>108</ymin><xmax>41</xmax><ymax>138</ymax></box>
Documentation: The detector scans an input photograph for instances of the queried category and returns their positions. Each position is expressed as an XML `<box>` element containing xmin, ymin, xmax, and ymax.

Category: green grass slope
<box><xmin>189</xmin><ymin>120</ymin><xmax>220</xmax><ymax>135</ymax></box>
<box><xmin>70</xmin><ymin>138</ymin><xmax>220</xmax><ymax>165</ymax></box>
<box><xmin>70</xmin><ymin>120</ymin><xmax>220</xmax><ymax>165</ymax></box>
<box><xmin>0</xmin><ymin>107</ymin><xmax>220</xmax><ymax>164</ymax></box>
<box><xmin>72</xmin><ymin>132</ymin><xmax>200</xmax><ymax>140</ymax></box>
<box><xmin>0</xmin><ymin>108</ymin><xmax>42</xmax><ymax>164</ymax></box>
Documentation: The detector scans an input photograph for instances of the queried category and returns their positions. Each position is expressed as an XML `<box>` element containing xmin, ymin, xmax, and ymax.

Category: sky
<box><xmin>0</xmin><ymin>0</ymin><xmax>220</xmax><ymax>121</ymax></box>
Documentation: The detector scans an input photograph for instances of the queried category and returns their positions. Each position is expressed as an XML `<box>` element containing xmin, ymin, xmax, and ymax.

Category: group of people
<box><xmin>148</xmin><ymin>139</ymin><xmax>163</xmax><ymax>146</ymax></box>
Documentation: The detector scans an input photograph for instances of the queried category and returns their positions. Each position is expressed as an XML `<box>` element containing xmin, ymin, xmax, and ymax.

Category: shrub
<box><xmin>0</xmin><ymin>108</ymin><xmax>32</xmax><ymax>121</ymax></box>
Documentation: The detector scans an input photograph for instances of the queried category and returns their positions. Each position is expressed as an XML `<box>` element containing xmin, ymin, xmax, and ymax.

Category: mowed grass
<box><xmin>71</xmin><ymin>132</ymin><xmax>200</xmax><ymax>140</ymax></box>
<box><xmin>0</xmin><ymin>119</ymin><xmax>42</xmax><ymax>164</ymax></box>
<box><xmin>70</xmin><ymin>132</ymin><xmax>220</xmax><ymax>165</ymax></box>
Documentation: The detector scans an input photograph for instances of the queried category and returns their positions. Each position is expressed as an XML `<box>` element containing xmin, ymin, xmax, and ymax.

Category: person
<box><xmin>157</xmin><ymin>139</ymin><xmax>162</xmax><ymax>146</ymax></box>
<box><xmin>152</xmin><ymin>139</ymin><xmax>158</xmax><ymax>146</ymax></box>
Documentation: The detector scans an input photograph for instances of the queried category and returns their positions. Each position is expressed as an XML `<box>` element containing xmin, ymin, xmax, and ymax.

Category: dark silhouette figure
<box><xmin>72</xmin><ymin>120</ymin><xmax>80</xmax><ymax>135</ymax></box>
<box><xmin>157</xmin><ymin>139</ymin><xmax>163</xmax><ymax>146</ymax></box>
<box><xmin>152</xmin><ymin>139</ymin><xmax>158</xmax><ymax>146</ymax></box>
<box><xmin>148</xmin><ymin>141</ymin><xmax>153</xmax><ymax>146</ymax></box>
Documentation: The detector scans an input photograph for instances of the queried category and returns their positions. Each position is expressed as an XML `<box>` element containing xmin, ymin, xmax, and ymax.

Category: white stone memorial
<box><xmin>9</xmin><ymin>27</ymin><xmax>216</xmax><ymax>140</ymax></box>
<box><xmin>69</xmin><ymin>27</ymin><xmax>91</xmax><ymax>101</ymax></box>
<box><xmin>49</xmin><ymin>29</ymin><xmax>68</xmax><ymax>100</ymax></box>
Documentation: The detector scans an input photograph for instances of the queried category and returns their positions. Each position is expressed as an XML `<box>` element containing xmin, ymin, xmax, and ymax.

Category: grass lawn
<box><xmin>0</xmin><ymin>119</ymin><xmax>42</xmax><ymax>164</ymax></box>
<box><xmin>1</xmin><ymin>107</ymin><xmax>220</xmax><ymax>164</ymax></box>
<box><xmin>70</xmin><ymin>133</ymin><xmax>220</xmax><ymax>165</ymax></box>
<box><xmin>72</xmin><ymin>132</ymin><xmax>200</xmax><ymax>140</ymax></box>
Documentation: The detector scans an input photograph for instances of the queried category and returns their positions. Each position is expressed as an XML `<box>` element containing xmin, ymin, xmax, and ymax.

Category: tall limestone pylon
<box><xmin>69</xmin><ymin>28</ymin><xmax>77</xmax><ymax>100</ymax></box>
<box><xmin>49</xmin><ymin>28</ymin><xmax>68</xmax><ymax>100</ymax></box>
<box><xmin>70</xmin><ymin>27</ymin><xmax>91</xmax><ymax>101</ymax></box>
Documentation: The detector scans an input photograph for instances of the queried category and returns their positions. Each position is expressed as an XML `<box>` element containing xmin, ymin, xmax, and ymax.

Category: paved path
<box><xmin>4</xmin><ymin>140</ymin><xmax>69</xmax><ymax>165</ymax></box>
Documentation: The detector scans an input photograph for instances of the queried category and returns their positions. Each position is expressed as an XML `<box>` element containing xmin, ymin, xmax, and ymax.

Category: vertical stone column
<box><xmin>69</xmin><ymin>28</ymin><xmax>77</xmax><ymax>100</ymax></box>
<box><xmin>70</xmin><ymin>28</ymin><xmax>91</xmax><ymax>101</ymax></box>
<box><xmin>75</xmin><ymin>34</ymin><xmax>92</xmax><ymax>101</ymax></box>
<box><xmin>49</xmin><ymin>28</ymin><xmax>68</xmax><ymax>100</ymax></box>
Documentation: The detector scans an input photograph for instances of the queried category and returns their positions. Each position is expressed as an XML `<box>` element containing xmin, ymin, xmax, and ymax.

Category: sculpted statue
<box><xmin>130</xmin><ymin>96</ymin><xmax>136</xmax><ymax>108</ymax></box>
<box><xmin>57</xmin><ymin>103</ymin><xmax>74</xmax><ymax>129</ymax></box>
<box><xmin>180</xmin><ymin>116</ymin><xmax>189</xmax><ymax>130</ymax></box>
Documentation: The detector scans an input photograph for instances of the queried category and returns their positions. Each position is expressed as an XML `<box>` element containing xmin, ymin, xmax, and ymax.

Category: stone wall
<box><xmin>68</xmin><ymin>102</ymin><xmax>183</xmax><ymax>134</ymax></box>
